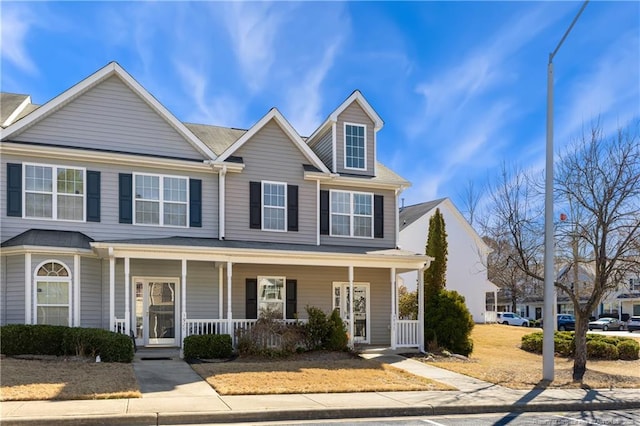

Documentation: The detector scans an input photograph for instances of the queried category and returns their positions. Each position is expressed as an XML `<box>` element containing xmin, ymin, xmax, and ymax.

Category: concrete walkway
<box><xmin>2</xmin><ymin>349</ymin><xmax>639</xmax><ymax>425</ymax></box>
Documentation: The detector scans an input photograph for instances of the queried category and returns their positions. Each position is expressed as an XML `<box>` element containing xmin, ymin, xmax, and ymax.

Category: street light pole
<box><xmin>543</xmin><ymin>0</ymin><xmax>589</xmax><ymax>382</ymax></box>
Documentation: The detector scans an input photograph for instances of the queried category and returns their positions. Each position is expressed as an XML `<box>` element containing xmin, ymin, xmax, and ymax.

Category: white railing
<box><xmin>113</xmin><ymin>318</ymin><xmax>127</xmax><ymax>333</ymax></box>
<box><xmin>395</xmin><ymin>320</ymin><xmax>419</xmax><ymax>347</ymax></box>
<box><xmin>485</xmin><ymin>311</ymin><xmax>497</xmax><ymax>323</ymax></box>
<box><xmin>184</xmin><ymin>318</ymin><xmax>307</xmax><ymax>347</ymax></box>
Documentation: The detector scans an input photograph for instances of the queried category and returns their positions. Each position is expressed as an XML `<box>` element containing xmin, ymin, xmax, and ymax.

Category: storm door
<box><xmin>134</xmin><ymin>278</ymin><xmax>179</xmax><ymax>346</ymax></box>
<box><xmin>332</xmin><ymin>282</ymin><xmax>370</xmax><ymax>343</ymax></box>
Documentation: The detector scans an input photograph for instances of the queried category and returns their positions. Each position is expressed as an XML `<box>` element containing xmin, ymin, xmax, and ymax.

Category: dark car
<box><xmin>557</xmin><ymin>314</ymin><xmax>576</xmax><ymax>331</ymax></box>
<box><xmin>628</xmin><ymin>316</ymin><xmax>640</xmax><ymax>333</ymax></box>
<box><xmin>588</xmin><ymin>317</ymin><xmax>623</xmax><ymax>331</ymax></box>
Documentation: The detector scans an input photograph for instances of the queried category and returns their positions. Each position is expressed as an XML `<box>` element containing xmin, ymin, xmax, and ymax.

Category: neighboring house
<box><xmin>0</xmin><ymin>62</ymin><xmax>430</xmax><ymax>351</ymax></box>
<box><xmin>397</xmin><ymin>198</ymin><xmax>498</xmax><ymax>323</ymax></box>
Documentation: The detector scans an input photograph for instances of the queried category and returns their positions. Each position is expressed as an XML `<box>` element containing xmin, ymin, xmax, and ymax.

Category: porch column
<box><xmin>124</xmin><ymin>257</ymin><xmax>130</xmax><ymax>335</ymax></box>
<box><xmin>74</xmin><ymin>255</ymin><xmax>81</xmax><ymax>327</ymax></box>
<box><xmin>109</xmin><ymin>248</ymin><xmax>115</xmax><ymax>332</ymax></box>
<box><xmin>348</xmin><ymin>266</ymin><xmax>354</xmax><ymax>349</ymax></box>
<box><xmin>25</xmin><ymin>253</ymin><xmax>32</xmax><ymax>324</ymax></box>
<box><xmin>418</xmin><ymin>267</ymin><xmax>425</xmax><ymax>352</ymax></box>
<box><xmin>181</xmin><ymin>259</ymin><xmax>187</xmax><ymax>346</ymax></box>
<box><xmin>390</xmin><ymin>267</ymin><xmax>397</xmax><ymax>349</ymax></box>
<box><xmin>218</xmin><ymin>263</ymin><xmax>224</xmax><ymax>319</ymax></box>
<box><xmin>494</xmin><ymin>289</ymin><xmax>498</xmax><ymax>322</ymax></box>
<box><xmin>227</xmin><ymin>261</ymin><xmax>233</xmax><ymax>336</ymax></box>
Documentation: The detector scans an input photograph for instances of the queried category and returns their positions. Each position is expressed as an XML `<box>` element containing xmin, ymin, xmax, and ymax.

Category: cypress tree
<box><xmin>424</xmin><ymin>208</ymin><xmax>448</xmax><ymax>300</ymax></box>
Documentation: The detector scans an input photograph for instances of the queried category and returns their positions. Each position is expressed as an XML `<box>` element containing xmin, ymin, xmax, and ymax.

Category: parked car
<box><xmin>588</xmin><ymin>317</ymin><xmax>623</xmax><ymax>331</ymax></box>
<box><xmin>627</xmin><ymin>316</ymin><xmax>640</xmax><ymax>333</ymax></box>
<box><xmin>539</xmin><ymin>314</ymin><xmax>576</xmax><ymax>331</ymax></box>
<box><xmin>497</xmin><ymin>312</ymin><xmax>530</xmax><ymax>327</ymax></box>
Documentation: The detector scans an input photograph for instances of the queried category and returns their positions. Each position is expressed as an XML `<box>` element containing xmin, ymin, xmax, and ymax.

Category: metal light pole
<box><xmin>543</xmin><ymin>0</ymin><xmax>589</xmax><ymax>382</ymax></box>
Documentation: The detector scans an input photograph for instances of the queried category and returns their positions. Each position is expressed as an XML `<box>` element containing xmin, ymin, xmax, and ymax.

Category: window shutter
<box><xmin>287</xmin><ymin>185</ymin><xmax>298</xmax><ymax>232</ymax></box>
<box><xmin>6</xmin><ymin>163</ymin><xmax>22</xmax><ymax>217</ymax></box>
<box><xmin>189</xmin><ymin>179</ymin><xmax>202</xmax><ymax>227</ymax></box>
<box><xmin>246</xmin><ymin>278</ymin><xmax>258</xmax><ymax>319</ymax></box>
<box><xmin>374</xmin><ymin>194</ymin><xmax>384</xmax><ymax>238</ymax></box>
<box><xmin>86</xmin><ymin>171</ymin><xmax>101</xmax><ymax>222</ymax></box>
<box><xmin>320</xmin><ymin>190</ymin><xmax>329</xmax><ymax>235</ymax></box>
<box><xmin>119</xmin><ymin>173</ymin><xmax>133</xmax><ymax>224</ymax></box>
<box><xmin>249</xmin><ymin>181</ymin><xmax>261</xmax><ymax>229</ymax></box>
<box><xmin>286</xmin><ymin>279</ymin><xmax>297</xmax><ymax>319</ymax></box>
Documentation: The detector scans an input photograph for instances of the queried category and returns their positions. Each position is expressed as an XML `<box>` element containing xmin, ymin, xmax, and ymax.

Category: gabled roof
<box><xmin>0</xmin><ymin>62</ymin><xmax>218</xmax><ymax>160</ymax></box>
<box><xmin>306</xmin><ymin>90</ymin><xmax>384</xmax><ymax>146</ymax></box>
<box><xmin>1</xmin><ymin>92</ymin><xmax>36</xmax><ymax>128</ymax></box>
<box><xmin>184</xmin><ymin>122</ymin><xmax>246</xmax><ymax>156</ymax></box>
<box><xmin>2</xmin><ymin>229</ymin><xmax>93</xmax><ymax>249</ymax></box>
<box><xmin>216</xmin><ymin>108</ymin><xmax>330</xmax><ymax>173</ymax></box>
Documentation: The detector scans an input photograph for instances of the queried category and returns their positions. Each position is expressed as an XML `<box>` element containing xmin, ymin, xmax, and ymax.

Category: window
<box><xmin>35</xmin><ymin>261</ymin><xmax>71</xmax><ymax>326</ymax></box>
<box><xmin>24</xmin><ymin>164</ymin><xmax>85</xmax><ymax>221</ymax></box>
<box><xmin>344</xmin><ymin>123</ymin><xmax>366</xmax><ymax>170</ymax></box>
<box><xmin>262</xmin><ymin>182</ymin><xmax>286</xmax><ymax>231</ymax></box>
<box><xmin>134</xmin><ymin>174</ymin><xmax>188</xmax><ymax>226</ymax></box>
<box><xmin>258</xmin><ymin>276</ymin><xmax>285</xmax><ymax>318</ymax></box>
<box><xmin>330</xmin><ymin>190</ymin><xmax>373</xmax><ymax>238</ymax></box>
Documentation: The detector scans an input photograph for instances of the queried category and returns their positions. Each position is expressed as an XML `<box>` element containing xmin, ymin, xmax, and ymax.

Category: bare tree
<box><xmin>458</xmin><ymin>179</ymin><xmax>484</xmax><ymax>227</ymax></box>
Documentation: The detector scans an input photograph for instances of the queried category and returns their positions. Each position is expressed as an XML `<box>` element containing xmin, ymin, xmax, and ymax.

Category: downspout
<box><xmin>219</xmin><ymin>165</ymin><xmax>227</xmax><ymax>240</ymax></box>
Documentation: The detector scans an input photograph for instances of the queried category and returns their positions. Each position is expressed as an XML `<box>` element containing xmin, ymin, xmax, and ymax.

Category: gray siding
<box><xmin>13</xmin><ymin>76</ymin><xmax>205</xmax><ymax>160</ymax></box>
<box><xmin>312</xmin><ymin>129</ymin><xmax>333</xmax><ymax>171</ymax></box>
<box><xmin>3</xmin><ymin>254</ymin><xmax>25</xmax><ymax>324</ymax></box>
<box><xmin>320</xmin><ymin>184</ymin><xmax>396</xmax><ymax>248</ymax></box>
<box><xmin>225</xmin><ymin>120</ymin><xmax>316</xmax><ymax>244</ymax></box>
<box><xmin>227</xmin><ymin>264</ymin><xmax>392</xmax><ymax>345</ymax></box>
<box><xmin>1</xmin><ymin>154</ymin><xmax>218</xmax><ymax>243</ymax></box>
<box><xmin>335</xmin><ymin>103</ymin><xmax>376</xmax><ymax>177</ymax></box>
<box><xmin>81</xmin><ymin>257</ymin><xmax>102</xmax><ymax>328</ymax></box>
<box><xmin>184</xmin><ymin>261</ymin><xmax>219</xmax><ymax>319</ymax></box>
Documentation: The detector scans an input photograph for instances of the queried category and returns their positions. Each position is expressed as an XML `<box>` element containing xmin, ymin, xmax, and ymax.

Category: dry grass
<box><xmin>424</xmin><ymin>325</ymin><xmax>640</xmax><ymax>389</ymax></box>
<box><xmin>0</xmin><ymin>357</ymin><xmax>141</xmax><ymax>401</ymax></box>
<box><xmin>191</xmin><ymin>351</ymin><xmax>454</xmax><ymax>395</ymax></box>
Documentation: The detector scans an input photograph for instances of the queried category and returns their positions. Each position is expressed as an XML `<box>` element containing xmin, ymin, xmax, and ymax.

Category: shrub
<box><xmin>325</xmin><ymin>309</ymin><xmax>348</xmax><ymax>351</ymax></box>
<box><xmin>0</xmin><ymin>324</ymin><xmax>133</xmax><ymax>362</ymax></box>
<box><xmin>521</xmin><ymin>332</ymin><xmax>543</xmax><ymax>353</ymax></box>
<box><xmin>236</xmin><ymin>309</ymin><xmax>305</xmax><ymax>357</ymax></box>
<box><xmin>183</xmin><ymin>334</ymin><xmax>233</xmax><ymax>360</ymax></box>
<box><xmin>587</xmin><ymin>340</ymin><xmax>619</xmax><ymax>360</ymax></box>
<box><xmin>304</xmin><ymin>306</ymin><xmax>329</xmax><ymax>350</ymax></box>
<box><xmin>424</xmin><ymin>290</ymin><xmax>474</xmax><ymax>356</ymax></box>
<box><xmin>617</xmin><ymin>339</ymin><xmax>640</xmax><ymax>360</ymax></box>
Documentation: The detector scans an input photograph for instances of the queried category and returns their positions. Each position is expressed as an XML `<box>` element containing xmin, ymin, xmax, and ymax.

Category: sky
<box><xmin>2</xmin><ymin>1</ymin><xmax>639</xmax><ymax>214</ymax></box>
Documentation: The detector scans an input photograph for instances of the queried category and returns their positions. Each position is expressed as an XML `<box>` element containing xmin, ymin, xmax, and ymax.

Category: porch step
<box><xmin>134</xmin><ymin>347</ymin><xmax>181</xmax><ymax>361</ymax></box>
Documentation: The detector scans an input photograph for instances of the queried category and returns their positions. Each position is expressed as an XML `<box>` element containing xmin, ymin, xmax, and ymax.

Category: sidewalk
<box><xmin>2</xmin><ymin>349</ymin><xmax>639</xmax><ymax>425</ymax></box>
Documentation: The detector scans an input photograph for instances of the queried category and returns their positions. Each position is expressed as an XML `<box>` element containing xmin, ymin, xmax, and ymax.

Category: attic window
<box><xmin>344</xmin><ymin>123</ymin><xmax>366</xmax><ymax>170</ymax></box>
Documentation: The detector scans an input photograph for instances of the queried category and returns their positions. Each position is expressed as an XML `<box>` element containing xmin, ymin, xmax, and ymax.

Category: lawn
<box><xmin>423</xmin><ymin>324</ymin><xmax>640</xmax><ymax>389</ymax></box>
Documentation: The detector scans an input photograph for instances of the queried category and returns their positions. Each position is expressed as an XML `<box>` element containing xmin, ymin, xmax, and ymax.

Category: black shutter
<box><xmin>287</xmin><ymin>185</ymin><xmax>298</xmax><ymax>232</ymax></box>
<box><xmin>86</xmin><ymin>171</ymin><xmax>101</xmax><ymax>222</ymax></box>
<box><xmin>320</xmin><ymin>190</ymin><xmax>329</xmax><ymax>235</ymax></box>
<box><xmin>249</xmin><ymin>181</ymin><xmax>261</xmax><ymax>229</ymax></box>
<box><xmin>374</xmin><ymin>194</ymin><xmax>384</xmax><ymax>238</ymax></box>
<box><xmin>7</xmin><ymin>163</ymin><xmax>22</xmax><ymax>217</ymax></box>
<box><xmin>189</xmin><ymin>179</ymin><xmax>202</xmax><ymax>227</ymax></box>
<box><xmin>119</xmin><ymin>173</ymin><xmax>133</xmax><ymax>224</ymax></box>
<box><xmin>246</xmin><ymin>278</ymin><xmax>258</xmax><ymax>319</ymax></box>
<box><xmin>286</xmin><ymin>279</ymin><xmax>297</xmax><ymax>319</ymax></box>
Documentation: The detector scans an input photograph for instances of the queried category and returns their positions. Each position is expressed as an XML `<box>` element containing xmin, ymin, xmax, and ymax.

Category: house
<box><xmin>397</xmin><ymin>198</ymin><xmax>498</xmax><ymax>323</ymax></box>
<box><xmin>0</xmin><ymin>62</ymin><xmax>431</xmax><ymax>352</ymax></box>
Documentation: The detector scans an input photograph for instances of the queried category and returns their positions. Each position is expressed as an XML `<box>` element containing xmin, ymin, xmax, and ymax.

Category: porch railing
<box><xmin>113</xmin><ymin>318</ymin><xmax>127</xmax><ymax>333</ymax></box>
<box><xmin>184</xmin><ymin>318</ymin><xmax>306</xmax><ymax>347</ymax></box>
<box><xmin>395</xmin><ymin>320</ymin><xmax>419</xmax><ymax>347</ymax></box>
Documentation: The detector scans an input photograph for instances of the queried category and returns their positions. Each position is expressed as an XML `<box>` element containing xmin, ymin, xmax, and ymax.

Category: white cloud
<box><xmin>0</xmin><ymin>4</ymin><xmax>39</xmax><ymax>74</ymax></box>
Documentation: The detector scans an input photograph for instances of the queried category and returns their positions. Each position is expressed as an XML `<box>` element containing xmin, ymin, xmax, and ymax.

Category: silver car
<box><xmin>588</xmin><ymin>317</ymin><xmax>623</xmax><ymax>331</ymax></box>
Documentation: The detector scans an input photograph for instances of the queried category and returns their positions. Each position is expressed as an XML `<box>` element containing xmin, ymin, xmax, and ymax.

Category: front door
<box><xmin>333</xmin><ymin>283</ymin><xmax>370</xmax><ymax>343</ymax></box>
<box><xmin>134</xmin><ymin>278</ymin><xmax>179</xmax><ymax>346</ymax></box>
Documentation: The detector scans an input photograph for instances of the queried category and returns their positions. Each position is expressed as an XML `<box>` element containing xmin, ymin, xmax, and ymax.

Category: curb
<box><xmin>4</xmin><ymin>400</ymin><xmax>640</xmax><ymax>426</ymax></box>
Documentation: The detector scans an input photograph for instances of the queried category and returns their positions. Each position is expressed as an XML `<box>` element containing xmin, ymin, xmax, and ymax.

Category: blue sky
<box><xmin>2</xmin><ymin>1</ymin><xmax>638</xmax><ymax>211</ymax></box>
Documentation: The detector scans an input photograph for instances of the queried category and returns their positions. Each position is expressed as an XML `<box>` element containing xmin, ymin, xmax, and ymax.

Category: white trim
<box><xmin>226</xmin><ymin>261</ymin><xmax>233</xmax><ymax>327</ymax></box>
<box><xmin>303</xmin><ymin>172</ymin><xmax>410</xmax><ymax>191</ymax></box>
<box><xmin>33</xmin><ymin>259</ymin><xmax>73</xmax><ymax>326</ymax></box>
<box><xmin>218</xmin><ymin>264</ymin><xmax>224</xmax><ymax>319</ymax></box>
<box><xmin>2</xmin><ymin>95</ymin><xmax>31</xmax><ymax>127</ymax></box>
<box><xmin>329</xmin><ymin>189</ymin><xmax>374</xmax><ymax>239</ymax></box>
<box><xmin>418</xmin><ymin>267</ymin><xmax>425</xmax><ymax>352</ymax></box>
<box><xmin>124</xmin><ymin>257</ymin><xmax>130</xmax><ymax>335</ymax></box>
<box><xmin>316</xmin><ymin>180</ymin><xmax>320</xmax><ymax>246</ymax></box>
<box><xmin>257</xmin><ymin>276</ymin><xmax>287</xmax><ymax>319</ymax></box>
<box><xmin>132</xmin><ymin>172</ymin><xmax>189</xmax><ymax>228</ymax></box>
<box><xmin>181</xmin><ymin>259</ymin><xmax>187</xmax><ymax>349</ymax></box>
<box><xmin>219</xmin><ymin>166</ymin><xmax>227</xmax><ymax>240</ymax></box>
<box><xmin>0</xmin><ymin>62</ymin><xmax>218</xmax><ymax>160</ymax></box>
<box><xmin>25</xmin><ymin>253</ymin><xmax>32</xmax><ymax>324</ymax></box>
<box><xmin>109</xmin><ymin>248</ymin><xmax>115</xmax><ymax>332</ymax></box>
<box><xmin>343</xmin><ymin>122</ymin><xmax>367</xmax><ymax>171</ymax></box>
<box><xmin>22</xmin><ymin>162</ymin><xmax>86</xmax><ymax>222</ymax></box>
<box><xmin>1</xmin><ymin>246</ymin><xmax>94</xmax><ymax>256</ymax></box>
<box><xmin>390</xmin><ymin>268</ymin><xmax>397</xmax><ymax>349</ymax></box>
<box><xmin>73</xmin><ymin>255</ymin><xmax>80</xmax><ymax>327</ymax></box>
<box><xmin>217</xmin><ymin>108</ymin><xmax>330</xmax><ymax>174</ymax></box>
<box><xmin>261</xmin><ymin>180</ymin><xmax>287</xmax><ymax>232</ymax></box>
<box><xmin>331</xmin><ymin>121</ymin><xmax>337</xmax><ymax>174</ymax></box>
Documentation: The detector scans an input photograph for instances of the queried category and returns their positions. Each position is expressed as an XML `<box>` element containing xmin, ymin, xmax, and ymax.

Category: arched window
<box><xmin>35</xmin><ymin>261</ymin><xmax>71</xmax><ymax>326</ymax></box>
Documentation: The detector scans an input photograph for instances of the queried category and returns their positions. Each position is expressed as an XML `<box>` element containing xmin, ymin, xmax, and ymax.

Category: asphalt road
<box><xmin>188</xmin><ymin>410</ymin><xmax>640</xmax><ymax>425</ymax></box>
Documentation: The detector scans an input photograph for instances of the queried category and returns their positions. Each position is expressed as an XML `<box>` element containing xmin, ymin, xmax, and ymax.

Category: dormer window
<box><xmin>344</xmin><ymin>123</ymin><xmax>366</xmax><ymax>170</ymax></box>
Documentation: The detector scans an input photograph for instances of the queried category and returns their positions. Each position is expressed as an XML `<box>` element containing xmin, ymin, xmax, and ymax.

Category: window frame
<box><xmin>133</xmin><ymin>172</ymin><xmax>189</xmax><ymax>227</ymax></box>
<box><xmin>329</xmin><ymin>189</ymin><xmax>373</xmax><ymax>239</ymax></box>
<box><xmin>34</xmin><ymin>260</ymin><xmax>72</xmax><ymax>326</ymax></box>
<box><xmin>22</xmin><ymin>162</ymin><xmax>86</xmax><ymax>222</ymax></box>
<box><xmin>257</xmin><ymin>276</ymin><xmax>286</xmax><ymax>319</ymax></box>
<box><xmin>343</xmin><ymin>122</ymin><xmax>367</xmax><ymax>171</ymax></box>
<box><xmin>261</xmin><ymin>181</ymin><xmax>287</xmax><ymax>232</ymax></box>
